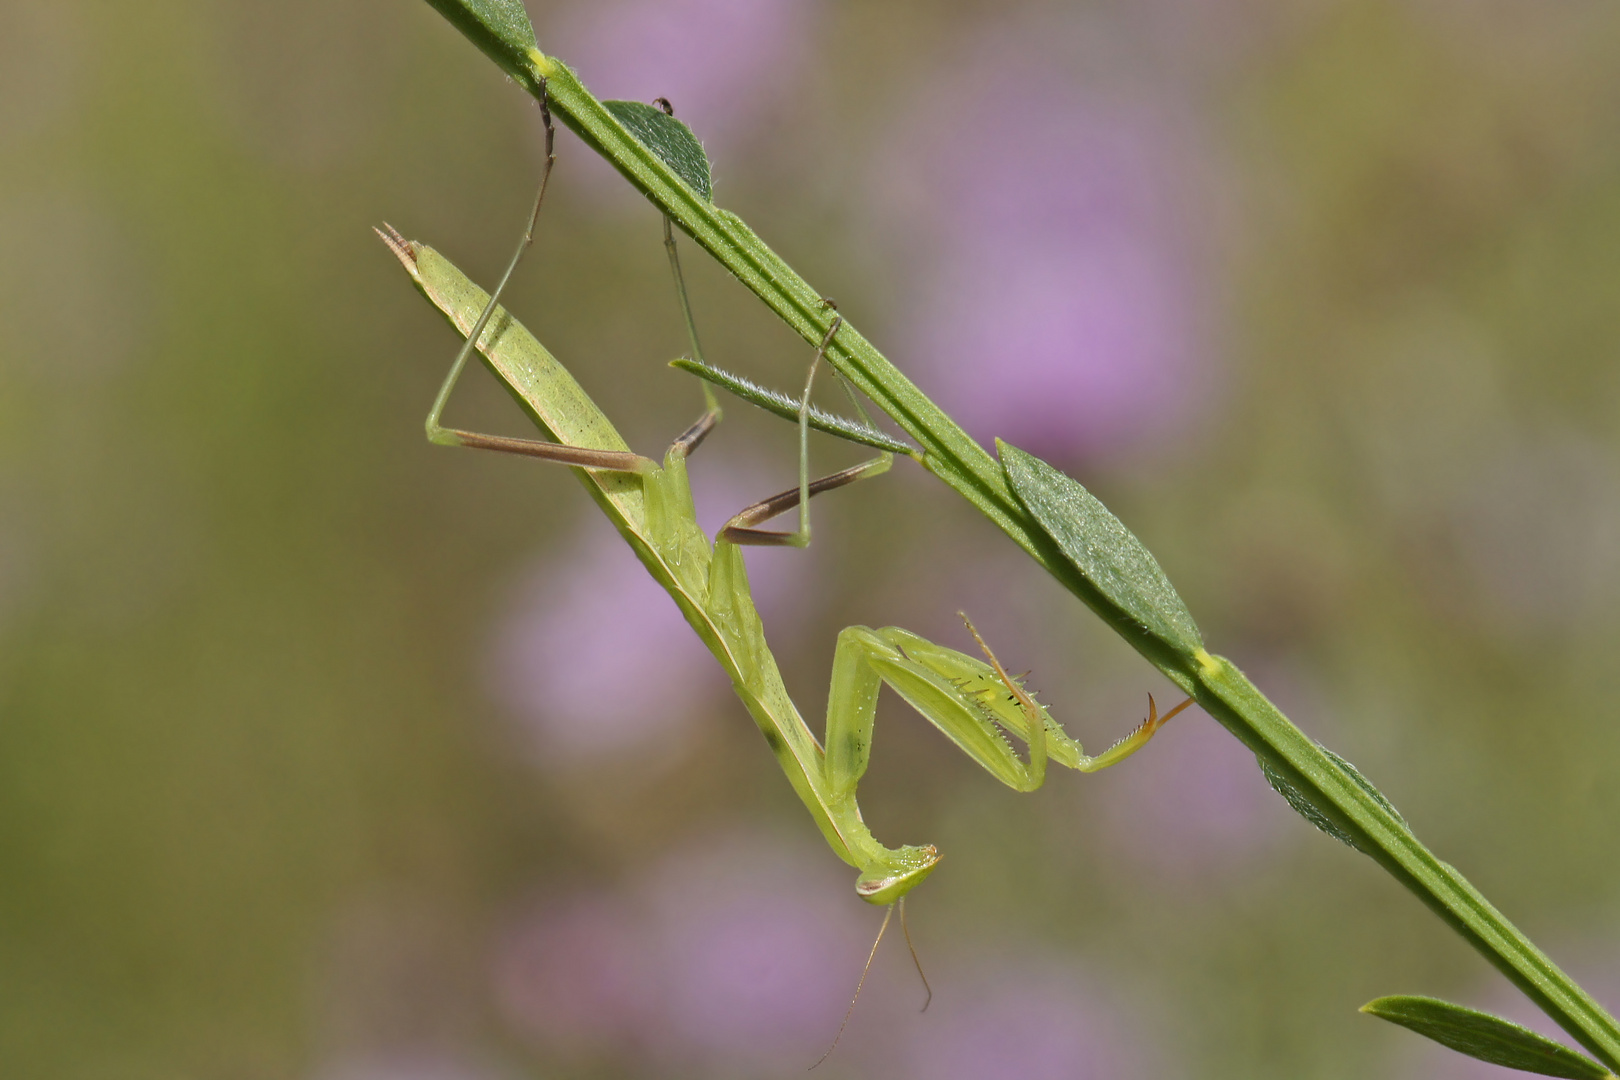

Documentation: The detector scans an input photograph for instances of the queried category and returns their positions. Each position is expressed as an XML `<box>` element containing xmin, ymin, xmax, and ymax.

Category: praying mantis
<box><xmin>378</xmin><ymin>86</ymin><xmax>1186</xmax><ymax>910</ymax></box>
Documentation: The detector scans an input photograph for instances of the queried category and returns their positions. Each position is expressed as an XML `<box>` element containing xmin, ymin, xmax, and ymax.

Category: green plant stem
<box><xmin>421</xmin><ymin>17</ymin><xmax>1620</xmax><ymax>1070</ymax></box>
<box><xmin>1197</xmin><ymin>656</ymin><xmax>1620</xmax><ymax>1071</ymax></box>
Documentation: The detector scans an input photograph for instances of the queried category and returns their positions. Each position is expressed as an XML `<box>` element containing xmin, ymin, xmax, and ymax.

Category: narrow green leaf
<box><xmin>603</xmin><ymin>100</ymin><xmax>712</xmax><ymax>201</ymax></box>
<box><xmin>1363</xmin><ymin>996</ymin><xmax>1613</xmax><ymax>1078</ymax></box>
<box><xmin>999</xmin><ymin>440</ymin><xmax>1203</xmax><ymax>660</ymax></box>
<box><xmin>670</xmin><ymin>357</ymin><xmax>916</xmax><ymax>456</ymax></box>
<box><xmin>1259</xmin><ymin>746</ymin><xmax>1407</xmax><ymax>853</ymax></box>
<box><xmin>422</xmin><ymin>0</ymin><xmax>538</xmax><ymax>84</ymax></box>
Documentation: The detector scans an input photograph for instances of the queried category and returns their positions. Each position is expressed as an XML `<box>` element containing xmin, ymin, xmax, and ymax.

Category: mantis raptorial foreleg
<box><xmin>382</xmin><ymin>87</ymin><xmax>1189</xmax><ymax>911</ymax></box>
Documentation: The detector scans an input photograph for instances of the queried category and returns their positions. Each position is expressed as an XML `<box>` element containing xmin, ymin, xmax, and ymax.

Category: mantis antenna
<box><xmin>810</xmin><ymin>893</ymin><xmax>933</xmax><ymax>1070</ymax></box>
<box><xmin>810</xmin><ymin>902</ymin><xmax>894</xmax><ymax>1070</ymax></box>
<box><xmin>900</xmin><ymin>896</ymin><xmax>932</xmax><ymax>1012</ymax></box>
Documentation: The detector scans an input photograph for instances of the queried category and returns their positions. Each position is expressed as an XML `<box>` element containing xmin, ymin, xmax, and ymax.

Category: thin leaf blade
<box><xmin>1364</xmin><ymin>996</ymin><xmax>1613</xmax><ymax>1079</ymax></box>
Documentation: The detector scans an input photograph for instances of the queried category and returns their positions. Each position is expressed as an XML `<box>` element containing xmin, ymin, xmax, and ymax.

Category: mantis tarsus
<box><xmin>380</xmin><ymin>87</ymin><xmax>1189</xmax><ymax>911</ymax></box>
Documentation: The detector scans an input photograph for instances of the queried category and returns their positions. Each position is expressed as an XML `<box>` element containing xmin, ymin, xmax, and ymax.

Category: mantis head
<box><xmin>854</xmin><ymin>844</ymin><xmax>942</xmax><ymax>905</ymax></box>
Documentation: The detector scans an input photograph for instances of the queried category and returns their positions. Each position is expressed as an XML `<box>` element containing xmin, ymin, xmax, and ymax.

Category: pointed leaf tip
<box><xmin>998</xmin><ymin>440</ymin><xmax>1202</xmax><ymax>659</ymax></box>
<box><xmin>1363</xmin><ymin>996</ymin><xmax>1612</xmax><ymax>1079</ymax></box>
<box><xmin>603</xmin><ymin>100</ymin><xmax>713</xmax><ymax>200</ymax></box>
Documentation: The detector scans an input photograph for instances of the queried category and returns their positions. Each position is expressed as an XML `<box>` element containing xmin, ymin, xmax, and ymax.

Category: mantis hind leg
<box><xmin>415</xmin><ymin>80</ymin><xmax>657</xmax><ymax>476</ymax></box>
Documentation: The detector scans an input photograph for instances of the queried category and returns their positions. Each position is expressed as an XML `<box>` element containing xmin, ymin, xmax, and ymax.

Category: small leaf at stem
<box><xmin>422</xmin><ymin>0</ymin><xmax>537</xmax><ymax>72</ymax></box>
<box><xmin>998</xmin><ymin>441</ymin><xmax>1203</xmax><ymax>659</ymax></box>
<box><xmin>1363</xmin><ymin>996</ymin><xmax>1613</xmax><ymax>1078</ymax></box>
<box><xmin>603</xmin><ymin>100</ymin><xmax>713</xmax><ymax>200</ymax></box>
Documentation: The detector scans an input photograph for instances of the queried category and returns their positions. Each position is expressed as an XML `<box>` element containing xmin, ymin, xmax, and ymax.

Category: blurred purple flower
<box><xmin>639</xmin><ymin>830</ymin><xmax>870</xmax><ymax>1063</ymax></box>
<box><xmin>899</xmin><ymin>957</ymin><xmax>1162</xmax><ymax>1080</ymax></box>
<box><xmin>487</xmin><ymin>467</ymin><xmax>809</xmax><ymax>768</ymax></box>
<box><xmin>488</xmin><ymin>527</ymin><xmax>722</xmax><ymax>765</ymax></box>
<box><xmin>869</xmin><ymin>30</ymin><xmax>1223</xmax><ymax>461</ymax></box>
<box><xmin>554</xmin><ymin>0</ymin><xmax>815</xmax><ymax>153</ymax></box>
<box><xmin>493</xmin><ymin>829</ymin><xmax>871</xmax><ymax>1069</ymax></box>
<box><xmin>493</xmin><ymin>827</ymin><xmax>1191</xmax><ymax>1074</ymax></box>
<box><xmin>1095</xmin><ymin>658</ymin><xmax>1339</xmax><ymax>883</ymax></box>
<box><xmin>493</xmin><ymin>891</ymin><xmax>656</xmax><ymax>1057</ymax></box>
<box><xmin>1095</xmin><ymin>706</ymin><xmax>1285</xmax><ymax>884</ymax></box>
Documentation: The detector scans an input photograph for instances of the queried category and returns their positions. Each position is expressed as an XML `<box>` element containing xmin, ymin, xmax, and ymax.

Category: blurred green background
<box><xmin>4</xmin><ymin>1</ymin><xmax>1620</xmax><ymax>1077</ymax></box>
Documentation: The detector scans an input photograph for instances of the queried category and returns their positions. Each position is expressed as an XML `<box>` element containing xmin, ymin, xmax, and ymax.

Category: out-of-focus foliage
<box><xmin>2</xmin><ymin>1</ymin><xmax>1618</xmax><ymax>1078</ymax></box>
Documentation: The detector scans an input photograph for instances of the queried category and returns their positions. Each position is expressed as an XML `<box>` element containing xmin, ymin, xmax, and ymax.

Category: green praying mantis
<box><xmin>379</xmin><ymin>87</ymin><xmax>1189</xmax><ymax>911</ymax></box>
